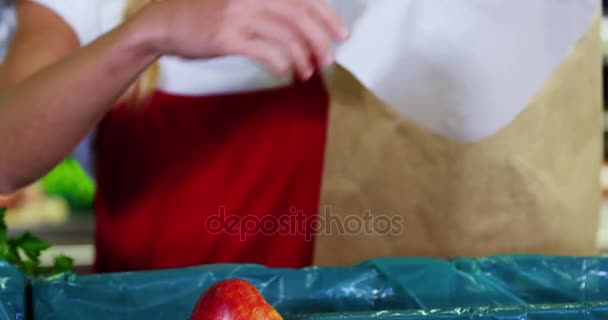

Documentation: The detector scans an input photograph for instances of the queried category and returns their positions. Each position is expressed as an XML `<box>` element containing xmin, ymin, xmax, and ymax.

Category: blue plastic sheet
<box><xmin>31</xmin><ymin>256</ymin><xmax>608</xmax><ymax>320</ymax></box>
<box><xmin>288</xmin><ymin>303</ymin><xmax>608</xmax><ymax>320</ymax></box>
<box><xmin>0</xmin><ymin>260</ymin><xmax>26</xmax><ymax>320</ymax></box>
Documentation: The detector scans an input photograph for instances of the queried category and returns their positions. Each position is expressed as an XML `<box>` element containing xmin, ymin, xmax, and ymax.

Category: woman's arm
<box><xmin>0</xmin><ymin>0</ymin><xmax>347</xmax><ymax>194</ymax></box>
<box><xmin>0</xmin><ymin>1</ymin><xmax>161</xmax><ymax>193</ymax></box>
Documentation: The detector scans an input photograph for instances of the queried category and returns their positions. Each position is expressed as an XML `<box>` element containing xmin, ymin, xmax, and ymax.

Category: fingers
<box><xmin>0</xmin><ymin>191</ymin><xmax>23</xmax><ymax>208</ymax></box>
<box><xmin>297</xmin><ymin>0</ymin><xmax>349</xmax><ymax>41</ymax></box>
<box><xmin>263</xmin><ymin>1</ymin><xmax>336</xmax><ymax>69</ymax></box>
<box><xmin>223</xmin><ymin>37</ymin><xmax>291</xmax><ymax>77</ymax></box>
<box><xmin>217</xmin><ymin>0</ymin><xmax>349</xmax><ymax>80</ymax></box>
<box><xmin>244</xmin><ymin>19</ymin><xmax>315</xmax><ymax>80</ymax></box>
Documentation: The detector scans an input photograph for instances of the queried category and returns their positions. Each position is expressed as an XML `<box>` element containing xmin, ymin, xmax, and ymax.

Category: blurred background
<box><xmin>1</xmin><ymin>0</ymin><xmax>608</xmax><ymax>271</ymax></box>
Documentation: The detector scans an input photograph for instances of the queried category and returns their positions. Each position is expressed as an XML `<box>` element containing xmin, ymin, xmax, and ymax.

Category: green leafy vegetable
<box><xmin>40</xmin><ymin>157</ymin><xmax>95</xmax><ymax>211</ymax></box>
<box><xmin>53</xmin><ymin>255</ymin><xmax>74</xmax><ymax>271</ymax></box>
<box><xmin>0</xmin><ymin>208</ymin><xmax>73</xmax><ymax>276</ymax></box>
<box><xmin>0</xmin><ymin>207</ymin><xmax>6</xmax><ymax>243</ymax></box>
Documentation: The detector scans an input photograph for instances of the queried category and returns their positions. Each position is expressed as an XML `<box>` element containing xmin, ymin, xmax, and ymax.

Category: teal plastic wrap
<box><xmin>288</xmin><ymin>303</ymin><xmax>608</xmax><ymax>319</ymax></box>
<box><xmin>0</xmin><ymin>260</ymin><xmax>26</xmax><ymax>320</ymax></box>
<box><xmin>32</xmin><ymin>256</ymin><xmax>608</xmax><ymax>320</ymax></box>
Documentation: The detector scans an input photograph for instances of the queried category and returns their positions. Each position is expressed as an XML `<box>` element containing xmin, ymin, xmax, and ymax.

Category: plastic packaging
<box><xmin>0</xmin><ymin>260</ymin><xmax>26</xmax><ymax>320</ymax></box>
<box><xmin>31</xmin><ymin>256</ymin><xmax>608</xmax><ymax>320</ymax></box>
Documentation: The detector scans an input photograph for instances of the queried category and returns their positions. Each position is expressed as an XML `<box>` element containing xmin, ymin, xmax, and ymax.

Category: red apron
<box><xmin>94</xmin><ymin>77</ymin><xmax>328</xmax><ymax>273</ymax></box>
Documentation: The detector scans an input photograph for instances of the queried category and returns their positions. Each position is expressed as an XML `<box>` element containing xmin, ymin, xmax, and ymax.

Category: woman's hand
<box><xmin>0</xmin><ymin>192</ymin><xmax>23</xmax><ymax>208</ymax></box>
<box><xmin>134</xmin><ymin>0</ymin><xmax>349</xmax><ymax>81</ymax></box>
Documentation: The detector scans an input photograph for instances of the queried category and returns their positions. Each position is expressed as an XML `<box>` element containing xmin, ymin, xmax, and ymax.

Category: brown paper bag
<box><xmin>314</xmin><ymin>13</ymin><xmax>603</xmax><ymax>266</ymax></box>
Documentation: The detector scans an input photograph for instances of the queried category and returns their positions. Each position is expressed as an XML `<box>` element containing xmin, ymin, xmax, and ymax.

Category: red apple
<box><xmin>190</xmin><ymin>278</ymin><xmax>283</xmax><ymax>320</ymax></box>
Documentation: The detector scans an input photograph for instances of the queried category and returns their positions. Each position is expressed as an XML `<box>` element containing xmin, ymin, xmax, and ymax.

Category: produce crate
<box><xmin>31</xmin><ymin>256</ymin><xmax>608</xmax><ymax>320</ymax></box>
<box><xmin>0</xmin><ymin>260</ymin><xmax>26</xmax><ymax>320</ymax></box>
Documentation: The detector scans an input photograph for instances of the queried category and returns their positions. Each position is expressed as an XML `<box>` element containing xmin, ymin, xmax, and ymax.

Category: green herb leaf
<box><xmin>21</xmin><ymin>259</ymin><xmax>36</xmax><ymax>276</ymax></box>
<box><xmin>4</xmin><ymin>245</ymin><xmax>21</xmax><ymax>266</ymax></box>
<box><xmin>52</xmin><ymin>255</ymin><xmax>74</xmax><ymax>274</ymax></box>
<box><xmin>0</xmin><ymin>208</ymin><xmax>7</xmax><ymax>244</ymax></box>
<box><xmin>11</xmin><ymin>232</ymin><xmax>50</xmax><ymax>262</ymax></box>
<box><xmin>0</xmin><ymin>207</ymin><xmax>73</xmax><ymax>276</ymax></box>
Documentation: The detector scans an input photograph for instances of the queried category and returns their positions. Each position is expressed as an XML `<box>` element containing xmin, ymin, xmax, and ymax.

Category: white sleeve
<box><xmin>28</xmin><ymin>0</ymin><xmax>101</xmax><ymax>46</ymax></box>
